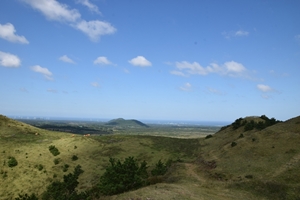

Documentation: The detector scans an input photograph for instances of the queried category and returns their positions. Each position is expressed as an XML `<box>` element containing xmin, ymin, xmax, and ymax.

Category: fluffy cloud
<box><xmin>180</xmin><ymin>83</ymin><xmax>192</xmax><ymax>91</ymax></box>
<box><xmin>22</xmin><ymin>0</ymin><xmax>80</xmax><ymax>22</ymax></box>
<box><xmin>128</xmin><ymin>56</ymin><xmax>152</xmax><ymax>67</ymax></box>
<box><xmin>31</xmin><ymin>65</ymin><xmax>53</xmax><ymax>80</ymax></box>
<box><xmin>59</xmin><ymin>55</ymin><xmax>75</xmax><ymax>64</ymax></box>
<box><xmin>172</xmin><ymin>61</ymin><xmax>247</xmax><ymax>78</ymax></box>
<box><xmin>0</xmin><ymin>51</ymin><xmax>21</xmax><ymax>67</ymax></box>
<box><xmin>0</xmin><ymin>23</ymin><xmax>29</xmax><ymax>44</ymax></box>
<box><xmin>76</xmin><ymin>0</ymin><xmax>101</xmax><ymax>14</ymax></box>
<box><xmin>257</xmin><ymin>84</ymin><xmax>273</xmax><ymax>92</ymax></box>
<box><xmin>94</xmin><ymin>56</ymin><xmax>112</xmax><ymax>65</ymax></box>
<box><xmin>75</xmin><ymin>20</ymin><xmax>116</xmax><ymax>41</ymax></box>
<box><xmin>22</xmin><ymin>0</ymin><xmax>116</xmax><ymax>41</ymax></box>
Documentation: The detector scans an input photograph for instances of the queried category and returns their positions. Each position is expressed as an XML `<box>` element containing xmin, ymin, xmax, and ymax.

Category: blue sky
<box><xmin>0</xmin><ymin>0</ymin><xmax>299</xmax><ymax>122</ymax></box>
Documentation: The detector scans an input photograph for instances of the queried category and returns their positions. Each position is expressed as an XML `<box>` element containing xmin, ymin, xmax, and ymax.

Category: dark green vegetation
<box><xmin>18</xmin><ymin>119</ymin><xmax>113</xmax><ymax>135</ymax></box>
<box><xmin>105</xmin><ymin>118</ymin><xmax>149</xmax><ymax>128</ymax></box>
<box><xmin>99</xmin><ymin>157</ymin><xmax>149</xmax><ymax>195</ymax></box>
<box><xmin>48</xmin><ymin>145</ymin><xmax>60</xmax><ymax>156</ymax></box>
<box><xmin>8</xmin><ymin>156</ymin><xmax>18</xmax><ymax>167</ymax></box>
<box><xmin>229</xmin><ymin>115</ymin><xmax>281</xmax><ymax>131</ymax></box>
<box><xmin>1</xmin><ymin>114</ymin><xmax>300</xmax><ymax>200</ymax></box>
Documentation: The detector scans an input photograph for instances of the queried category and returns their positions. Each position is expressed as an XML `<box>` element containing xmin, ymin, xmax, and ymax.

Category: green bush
<box><xmin>42</xmin><ymin>165</ymin><xmax>87</xmax><ymax>200</ymax></box>
<box><xmin>37</xmin><ymin>164</ymin><xmax>44</xmax><ymax>171</ymax></box>
<box><xmin>15</xmin><ymin>193</ymin><xmax>39</xmax><ymax>200</ymax></box>
<box><xmin>205</xmin><ymin>134</ymin><xmax>213</xmax><ymax>139</ymax></box>
<box><xmin>231</xmin><ymin>142</ymin><xmax>237</xmax><ymax>147</ymax></box>
<box><xmin>53</xmin><ymin>158</ymin><xmax>60</xmax><ymax>165</ymax></box>
<box><xmin>71</xmin><ymin>155</ymin><xmax>78</xmax><ymax>161</ymax></box>
<box><xmin>151</xmin><ymin>160</ymin><xmax>168</xmax><ymax>176</ymax></box>
<box><xmin>49</xmin><ymin>145</ymin><xmax>60</xmax><ymax>156</ymax></box>
<box><xmin>62</xmin><ymin>164</ymin><xmax>69</xmax><ymax>172</ymax></box>
<box><xmin>98</xmin><ymin>156</ymin><xmax>148</xmax><ymax>195</ymax></box>
<box><xmin>8</xmin><ymin>156</ymin><xmax>18</xmax><ymax>167</ymax></box>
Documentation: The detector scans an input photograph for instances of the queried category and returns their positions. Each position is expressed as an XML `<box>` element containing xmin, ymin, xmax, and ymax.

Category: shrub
<box><xmin>239</xmin><ymin>133</ymin><xmax>244</xmax><ymax>138</ymax></box>
<box><xmin>37</xmin><ymin>164</ymin><xmax>44</xmax><ymax>171</ymax></box>
<box><xmin>151</xmin><ymin>160</ymin><xmax>168</xmax><ymax>176</ymax></box>
<box><xmin>205</xmin><ymin>134</ymin><xmax>213</xmax><ymax>139</ymax></box>
<box><xmin>8</xmin><ymin>156</ymin><xmax>18</xmax><ymax>167</ymax></box>
<box><xmin>49</xmin><ymin>145</ymin><xmax>60</xmax><ymax>156</ymax></box>
<box><xmin>41</xmin><ymin>165</ymin><xmax>87</xmax><ymax>200</ymax></box>
<box><xmin>63</xmin><ymin>164</ymin><xmax>69</xmax><ymax>172</ymax></box>
<box><xmin>245</xmin><ymin>175</ymin><xmax>253</xmax><ymax>179</ymax></box>
<box><xmin>231</xmin><ymin>142</ymin><xmax>237</xmax><ymax>147</ymax></box>
<box><xmin>53</xmin><ymin>158</ymin><xmax>60</xmax><ymax>165</ymax></box>
<box><xmin>15</xmin><ymin>193</ymin><xmax>39</xmax><ymax>200</ymax></box>
<box><xmin>71</xmin><ymin>155</ymin><xmax>78</xmax><ymax>161</ymax></box>
<box><xmin>98</xmin><ymin>156</ymin><xmax>148</xmax><ymax>195</ymax></box>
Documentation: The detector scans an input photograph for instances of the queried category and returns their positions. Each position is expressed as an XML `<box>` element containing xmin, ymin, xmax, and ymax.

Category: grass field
<box><xmin>1</xmin><ymin>115</ymin><xmax>300</xmax><ymax>200</ymax></box>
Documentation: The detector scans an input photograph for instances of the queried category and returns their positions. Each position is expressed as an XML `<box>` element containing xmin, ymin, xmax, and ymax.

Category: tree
<box><xmin>41</xmin><ymin>165</ymin><xmax>86</xmax><ymax>200</ymax></box>
<box><xmin>98</xmin><ymin>157</ymin><xmax>149</xmax><ymax>195</ymax></box>
<box><xmin>151</xmin><ymin>160</ymin><xmax>168</xmax><ymax>176</ymax></box>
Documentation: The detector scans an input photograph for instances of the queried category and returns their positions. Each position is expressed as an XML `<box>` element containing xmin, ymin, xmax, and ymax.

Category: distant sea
<box><xmin>10</xmin><ymin>116</ymin><xmax>230</xmax><ymax>127</ymax></box>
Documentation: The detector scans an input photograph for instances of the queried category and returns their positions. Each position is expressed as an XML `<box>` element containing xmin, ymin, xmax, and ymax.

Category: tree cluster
<box><xmin>231</xmin><ymin>115</ymin><xmax>281</xmax><ymax>131</ymax></box>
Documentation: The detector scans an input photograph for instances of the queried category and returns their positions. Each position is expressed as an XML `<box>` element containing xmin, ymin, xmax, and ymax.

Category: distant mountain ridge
<box><xmin>105</xmin><ymin>118</ymin><xmax>149</xmax><ymax>128</ymax></box>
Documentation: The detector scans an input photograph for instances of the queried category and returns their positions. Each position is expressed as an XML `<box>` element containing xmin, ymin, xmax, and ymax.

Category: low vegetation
<box><xmin>0</xmin><ymin>114</ymin><xmax>300</xmax><ymax>200</ymax></box>
<box><xmin>48</xmin><ymin>145</ymin><xmax>60</xmax><ymax>156</ymax></box>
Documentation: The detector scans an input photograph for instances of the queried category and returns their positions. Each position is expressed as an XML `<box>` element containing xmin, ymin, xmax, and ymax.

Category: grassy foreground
<box><xmin>1</xmin><ymin>115</ymin><xmax>300</xmax><ymax>199</ymax></box>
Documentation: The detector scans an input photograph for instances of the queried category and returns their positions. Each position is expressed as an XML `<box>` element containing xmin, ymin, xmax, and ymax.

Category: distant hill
<box><xmin>105</xmin><ymin>118</ymin><xmax>149</xmax><ymax>128</ymax></box>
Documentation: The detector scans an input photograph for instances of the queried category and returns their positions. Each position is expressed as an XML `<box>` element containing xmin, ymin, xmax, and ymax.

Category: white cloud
<box><xmin>22</xmin><ymin>0</ymin><xmax>116</xmax><ymax>42</ymax></box>
<box><xmin>59</xmin><ymin>55</ymin><xmax>75</xmax><ymax>64</ymax></box>
<box><xmin>94</xmin><ymin>56</ymin><xmax>112</xmax><ymax>65</ymax></box>
<box><xmin>222</xmin><ymin>30</ymin><xmax>249</xmax><ymax>39</ymax></box>
<box><xmin>170</xmin><ymin>70</ymin><xmax>187</xmax><ymax>77</ymax></box>
<box><xmin>0</xmin><ymin>23</ymin><xmax>29</xmax><ymax>44</ymax></box>
<box><xmin>224</xmin><ymin>61</ymin><xmax>246</xmax><ymax>74</ymax></box>
<box><xmin>76</xmin><ymin>0</ymin><xmax>101</xmax><ymax>15</ymax></box>
<box><xmin>75</xmin><ymin>20</ymin><xmax>116</xmax><ymax>42</ymax></box>
<box><xmin>235</xmin><ymin>30</ymin><xmax>249</xmax><ymax>36</ymax></box>
<box><xmin>22</xmin><ymin>0</ymin><xmax>81</xmax><ymax>22</ymax></box>
<box><xmin>257</xmin><ymin>84</ymin><xmax>273</xmax><ymax>92</ymax></box>
<box><xmin>129</xmin><ymin>56</ymin><xmax>152</xmax><ymax>67</ymax></box>
<box><xmin>172</xmin><ymin>61</ymin><xmax>247</xmax><ymax>78</ymax></box>
<box><xmin>31</xmin><ymin>65</ymin><xmax>53</xmax><ymax>80</ymax></box>
<box><xmin>0</xmin><ymin>51</ymin><xmax>21</xmax><ymax>67</ymax></box>
<box><xmin>180</xmin><ymin>82</ymin><xmax>192</xmax><ymax>91</ymax></box>
<box><xmin>91</xmin><ymin>82</ymin><xmax>100</xmax><ymax>87</ymax></box>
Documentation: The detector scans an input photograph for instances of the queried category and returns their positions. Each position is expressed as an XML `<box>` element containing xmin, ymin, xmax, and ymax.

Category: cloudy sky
<box><xmin>0</xmin><ymin>0</ymin><xmax>299</xmax><ymax>121</ymax></box>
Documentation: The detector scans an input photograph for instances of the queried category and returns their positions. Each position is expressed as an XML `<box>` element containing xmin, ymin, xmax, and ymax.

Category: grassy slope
<box><xmin>1</xmin><ymin>115</ymin><xmax>300</xmax><ymax>200</ymax></box>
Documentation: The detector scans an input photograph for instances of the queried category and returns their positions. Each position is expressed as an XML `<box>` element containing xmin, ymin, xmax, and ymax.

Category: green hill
<box><xmin>1</xmin><ymin>114</ymin><xmax>300</xmax><ymax>199</ymax></box>
<box><xmin>105</xmin><ymin>118</ymin><xmax>149</xmax><ymax>128</ymax></box>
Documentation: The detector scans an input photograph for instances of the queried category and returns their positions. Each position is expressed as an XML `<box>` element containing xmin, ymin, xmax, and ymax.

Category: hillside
<box><xmin>199</xmin><ymin>115</ymin><xmax>300</xmax><ymax>199</ymax></box>
<box><xmin>105</xmin><ymin>118</ymin><xmax>149</xmax><ymax>128</ymax></box>
<box><xmin>1</xmin><ymin>114</ymin><xmax>300</xmax><ymax>199</ymax></box>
